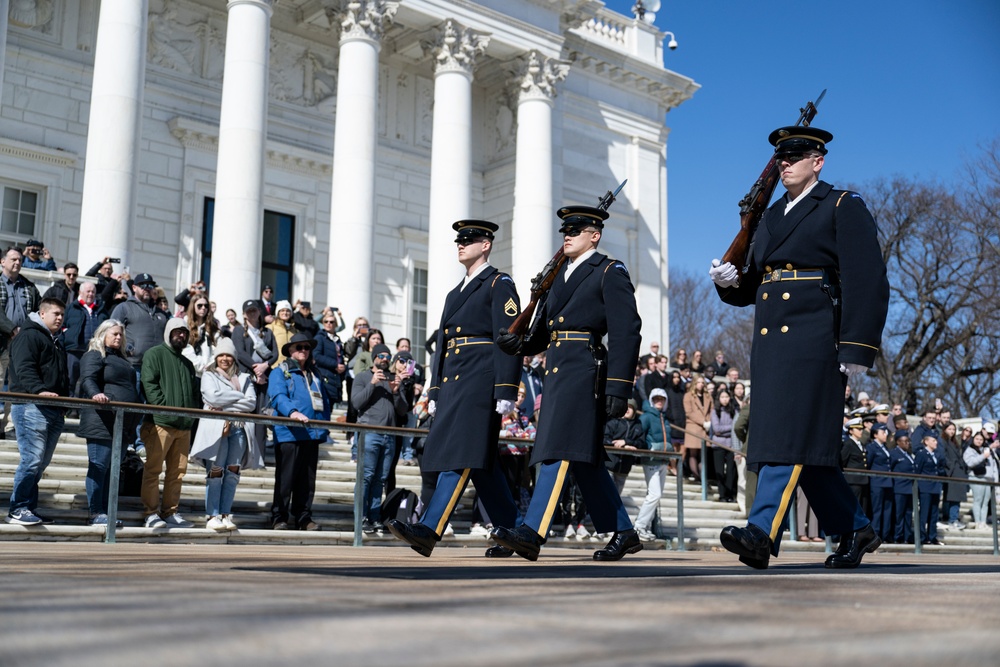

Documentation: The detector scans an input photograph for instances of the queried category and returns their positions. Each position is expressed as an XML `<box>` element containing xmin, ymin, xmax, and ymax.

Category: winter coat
<box><xmin>267</xmin><ymin>360</ymin><xmax>332</xmax><ymax>443</ymax></box>
<box><xmin>683</xmin><ymin>390</ymin><xmax>712</xmax><ymax>450</ymax></box>
<box><xmin>76</xmin><ymin>348</ymin><xmax>141</xmax><ymax>443</ymax></box>
<box><xmin>9</xmin><ymin>316</ymin><xmax>68</xmax><ymax>396</ymax></box>
<box><xmin>189</xmin><ymin>370</ymin><xmax>264</xmax><ymax>469</ymax></box>
<box><xmin>140</xmin><ymin>319</ymin><xmax>200</xmax><ymax>429</ymax></box>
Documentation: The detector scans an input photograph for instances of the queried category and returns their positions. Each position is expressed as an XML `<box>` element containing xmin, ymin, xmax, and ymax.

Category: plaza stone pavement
<box><xmin>1</xmin><ymin>544</ymin><xmax>998</xmax><ymax>667</ymax></box>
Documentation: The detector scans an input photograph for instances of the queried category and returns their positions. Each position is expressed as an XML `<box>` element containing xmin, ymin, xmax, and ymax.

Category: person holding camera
<box><xmin>350</xmin><ymin>342</ymin><xmax>413</xmax><ymax>533</ymax></box>
<box><xmin>20</xmin><ymin>239</ymin><xmax>56</xmax><ymax>271</ymax></box>
<box><xmin>386</xmin><ymin>220</ymin><xmax>523</xmax><ymax>558</ymax></box>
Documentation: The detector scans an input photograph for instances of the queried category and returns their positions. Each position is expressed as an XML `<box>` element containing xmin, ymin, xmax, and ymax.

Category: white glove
<box><xmin>710</xmin><ymin>259</ymin><xmax>739</xmax><ymax>288</ymax></box>
<box><xmin>703</xmin><ymin>420</ymin><xmax>711</xmax><ymax>431</ymax></box>
<box><xmin>496</xmin><ymin>399</ymin><xmax>515</xmax><ymax>415</ymax></box>
<box><xmin>428</xmin><ymin>400</ymin><xmax>437</xmax><ymax>416</ymax></box>
<box><xmin>839</xmin><ymin>363</ymin><xmax>868</xmax><ymax>377</ymax></box>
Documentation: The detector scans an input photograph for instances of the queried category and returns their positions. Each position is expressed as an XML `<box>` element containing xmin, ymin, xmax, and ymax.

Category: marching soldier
<box><xmin>494</xmin><ymin>203</ymin><xmax>643</xmax><ymax>561</ymax></box>
<box><xmin>386</xmin><ymin>220</ymin><xmax>522</xmax><ymax>558</ymax></box>
<box><xmin>710</xmin><ymin>125</ymin><xmax>890</xmax><ymax>569</ymax></box>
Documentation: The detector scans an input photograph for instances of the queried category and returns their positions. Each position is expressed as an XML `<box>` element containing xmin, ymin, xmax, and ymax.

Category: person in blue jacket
<box><xmin>268</xmin><ymin>332</ymin><xmax>332</xmax><ymax>531</ymax></box>
<box><xmin>865</xmin><ymin>423</ymin><xmax>894</xmax><ymax>543</ymax></box>
<box><xmin>913</xmin><ymin>434</ymin><xmax>946</xmax><ymax>545</ymax></box>
<box><xmin>889</xmin><ymin>432</ymin><xmax>916</xmax><ymax>544</ymax></box>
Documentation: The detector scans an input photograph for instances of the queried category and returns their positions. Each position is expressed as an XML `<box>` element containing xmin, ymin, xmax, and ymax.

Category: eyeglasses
<box><xmin>292</xmin><ymin>344</ymin><xmax>312</xmax><ymax>352</ymax></box>
<box><xmin>323</xmin><ymin>320</ymin><xmax>336</xmax><ymax>324</ymax></box>
<box><xmin>195</xmin><ymin>303</ymin><xmax>208</xmax><ymax>309</ymax></box>
<box><xmin>65</xmin><ymin>273</ymin><xmax>78</xmax><ymax>279</ymax></box>
<box><xmin>775</xmin><ymin>152</ymin><xmax>818</xmax><ymax>166</ymax></box>
<box><xmin>376</xmin><ymin>353</ymin><xmax>392</xmax><ymax>360</ymax></box>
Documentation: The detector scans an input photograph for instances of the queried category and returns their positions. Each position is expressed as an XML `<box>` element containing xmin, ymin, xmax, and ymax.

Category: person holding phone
<box><xmin>386</xmin><ymin>220</ymin><xmax>523</xmax><ymax>558</ymax></box>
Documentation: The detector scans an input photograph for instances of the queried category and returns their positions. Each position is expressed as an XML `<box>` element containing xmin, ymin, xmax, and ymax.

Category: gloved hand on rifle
<box><xmin>605</xmin><ymin>396</ymin><xmax>628</xmax><ymax>419</ymax></box>
<box><xmin>709</xmin><ymin>259</ymin><xmax>739</xmax><ymax>288</ymax></box>
<box><xmin>496</xmin><ymin>328</ymin><xmax>523</xmax><ymax>356</ymax></box>
<box><xmin>839</xmin><ymin>363</ymin><xmax>868</xmax><ymax>378</ymax></box>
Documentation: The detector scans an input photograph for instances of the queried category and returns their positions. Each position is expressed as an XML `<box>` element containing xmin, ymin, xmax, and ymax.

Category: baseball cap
<box><xmin>133</xmin><ymin>272</ymin><xmax>157</xmax><ymax>288</ymax></box>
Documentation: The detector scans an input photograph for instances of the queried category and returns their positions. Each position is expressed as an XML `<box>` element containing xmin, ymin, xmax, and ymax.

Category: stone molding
<box><xmin>425</xmin><ymin>19</ymin><xmax>490</xmax><ymax>78</ymax></box>
<box><xmin>328</xmin><ymin>0</ymin><xmax>398</xmax><ymax>43</ymax></box>
<box><xmin>0</xmin><ymin>137</ymin><xmax>77</xmax><ymax>167</ymax></box>
<box><xmin>510</xmin><ymin>49</ymin><xmax>570</xmax><ymax>104</ymax></box>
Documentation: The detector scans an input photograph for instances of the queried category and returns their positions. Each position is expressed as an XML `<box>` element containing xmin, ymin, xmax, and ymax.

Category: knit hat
<box><xmin>206</xmin><ymin>337</ymin><xmax>238</xmax><ymax>373</ymax></box>
<box><xmin>275</xmin><ymin>300</ymin><xmax>293</xmax><ymax>314</ymax></box>
<box><xmin>371</xmin><ymin>343</ymin><xmax>391</xmax><ymax>361</ymax></box>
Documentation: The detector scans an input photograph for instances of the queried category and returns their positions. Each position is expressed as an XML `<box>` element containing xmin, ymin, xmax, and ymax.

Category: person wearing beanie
<box><xmin>267</xmin><ymin>299</ymin><xmax>297</xmax><ymax>367</ymax></box>
<box><xmin>138</xmin><ymin>317</ymin><xmax>200</xmax><ymax>528</ymax></box>
<box><xmin>351</xmin><ymin>341</ymin><xmax>413</xmax><ymax>533</ymax></box>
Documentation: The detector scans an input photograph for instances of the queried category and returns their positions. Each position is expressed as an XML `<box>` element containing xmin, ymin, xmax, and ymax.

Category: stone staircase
<box><xmin>0</xmin><ymin>414</ymin><xmax>996</xmax><ymax>555</ymax></box>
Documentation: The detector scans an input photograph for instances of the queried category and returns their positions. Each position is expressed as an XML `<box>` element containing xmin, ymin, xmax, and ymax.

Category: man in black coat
<box><xmin>710</xmin><ymin>125</ymin><xmax>889</xmax><ymax>569</ymax></box>
<box><xmin>386</xmin><ymin>220</ymin><xmax>522</xmax><ymax>558</ymax></box>
<box><xmin>840</xmin><ymin>417</ymin><xmax>871</xmax><ymax>517</ymax></box>
<box><xmin>492</xmin><ymin>204</ymin><xmax>643</xmax><ymax>562</ymax></box>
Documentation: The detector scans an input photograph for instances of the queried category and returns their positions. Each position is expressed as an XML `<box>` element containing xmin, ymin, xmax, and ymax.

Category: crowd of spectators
<box><xmin>3</xmin><ymin>250</ymin><xmax>999</xmax><ymax>543</ymax></box>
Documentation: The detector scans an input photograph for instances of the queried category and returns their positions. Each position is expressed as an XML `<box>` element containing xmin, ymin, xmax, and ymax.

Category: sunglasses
<box><xmin>561</xmin><ymin>227</ymin><xmax>597</xmax><ymax>237</ymax></box>
<box><xmin>775</xmin><ymin>152</ymin><xmax>818</xmax><ymax>165</ymax></box>
<box><xmin>195</xmin><ymin>303</ymin><xmax>208</xmax><ymax>309</ymax></box>
<box><xmin>376</xmin><ymin>353</ymin><xmax>392</xmax><ymax>360</ymax></box>
<box><xmin>292</xmin><ymin>344</ymin><xmax>312</xmax><ymax>352</ymax></box>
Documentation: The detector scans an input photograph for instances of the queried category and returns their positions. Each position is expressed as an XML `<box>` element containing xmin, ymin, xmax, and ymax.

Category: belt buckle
<box><xmin>771</xmin><ymin>269</ymin><xmax>782</xmax><ymax>283</ymax></box>
<box><xmin>550</xmin><ymin>332</ymin><xmax>558</xmax><ymax>342</ymax></box>
<box><xmin>447</xmin><ymin>339</ymin><xmax>456</xmax><ymax>349</ymax></box>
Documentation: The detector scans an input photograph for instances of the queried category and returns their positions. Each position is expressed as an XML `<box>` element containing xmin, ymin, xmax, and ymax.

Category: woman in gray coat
<box><xmin>77</xmin><ymin>319</ymin><xmax>140</xmax><ymax>525</ymax></box>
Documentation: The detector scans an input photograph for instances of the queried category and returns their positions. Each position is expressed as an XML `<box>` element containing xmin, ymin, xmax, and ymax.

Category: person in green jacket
<box><xmin>139</xmin><ymin>318</ymin><xmax>200</xmax><ymax>529</ymax></box>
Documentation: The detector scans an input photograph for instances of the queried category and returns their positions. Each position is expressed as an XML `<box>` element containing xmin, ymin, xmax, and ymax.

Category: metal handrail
<box><xmin>2</xmin><ymin>391</ymin><xmax>995</xmax><ymax>556</ymax></box>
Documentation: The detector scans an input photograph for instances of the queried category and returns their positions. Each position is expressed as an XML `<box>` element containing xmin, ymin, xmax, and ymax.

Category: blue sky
<box><xmin>604</xmin><ymin>0</ymin><xmax>1000</xmax><ymax>273</ymax></box>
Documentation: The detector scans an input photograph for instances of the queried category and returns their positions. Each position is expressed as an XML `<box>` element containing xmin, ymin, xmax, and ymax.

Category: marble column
<box><xmin>425</xmin><ymin>20</ymin><xmax>489</xmax><ymax>323</ymax></box>
<box><xmin>509</xmin><ymin>51</ymin><xmax>569</xmax><ymax>301</ymax></box>
<box><xmin>77</xmin><ymin>0</ymin><xmax>148</xmax><ymax>269</ymax></box>
<box><xmin>326</xmin><ymin>0</ymin><xmax>397</xmax><ymax>323</ymax></box>
<box><xmin>0</xmin><ymin>0</ymin><xmax>9</xmax><ymax>104</ymax></box>
<box><xmin>207</xmin><ymin>0</ymin><xmax>273</xmax><ymax>315</ymax></box>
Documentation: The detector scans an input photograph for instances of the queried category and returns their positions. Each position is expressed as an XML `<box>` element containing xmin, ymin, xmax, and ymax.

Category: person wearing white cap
<box><xmin>190</xmin><ymin>337</ymin><xmax>265</xmax><ymax>531</ymax></box>
<box><xmin>267</xmin><ymin>300</ymin><xmax>297</xmax><ymax>367</ymax></box>
<box><xmin>841</xmin><ymin>418</ymin><xmax>870</xmax><ymax>517</ymax></box>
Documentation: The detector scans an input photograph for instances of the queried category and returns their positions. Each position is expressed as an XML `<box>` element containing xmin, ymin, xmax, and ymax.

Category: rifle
<box><xmin>721</xmin><ymin>90</ymin><xmax>826</xmax><ymax>270</ymax></box>
<box><xmin>507</xmin><ymin>179</ymin><xmax>627</xmax><ymax>337</ymax></box>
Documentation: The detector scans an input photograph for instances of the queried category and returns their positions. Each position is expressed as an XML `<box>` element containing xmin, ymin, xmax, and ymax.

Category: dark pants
<box><xmin>67</xmin><ymin>350</ymin><xmax>84</xmax><ymax>397</ymax></box>
<box><xmin>271</xmin><ymin>439</ymin><xmax>320</xmax><ymax>527</ymax></box>
<box><xmin>870</xmin><ymin>484</ymin><xmax>894</xmax><ymax>542</ymax></box>
<box><xmin>849</xmin><ymin>483</ymin><xmax>872</xmax><ymax>518</ymax></box>
<box><xmin>919</xmin><ymin>491</ymin><xmax>940</xmax><ymax>543</ymax></box>
<box><xmin>894</xmin><ymin>492</ymin><xmax>914</xmax><ymax>543</ymax></box>
<box><xmin>712</xmin><ymin>448</ymin><xmax>736</xmax><ymax>501</ymax></box>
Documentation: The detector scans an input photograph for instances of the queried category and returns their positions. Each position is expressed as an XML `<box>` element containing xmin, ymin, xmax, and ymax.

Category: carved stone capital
<box><xmin>425</xmin><ymin>20</ymin><xmax>490</xmax><ymax>77</ymax></box>
<box><xmin>328</xmin><ymin>0</ymin><xmax>398</xmax><ymax>43</ymax></box>
<box><xmin>510</xmin><ymin>50</ymin><xmax>570</xmax><ymax>104</ymax></box>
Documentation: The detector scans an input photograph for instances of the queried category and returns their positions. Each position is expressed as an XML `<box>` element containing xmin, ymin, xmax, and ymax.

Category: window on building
<box><xmin>1</xmin><ymin>184</ymin><xmax>39</xmax><ymax>247</ymax></box>
<box><xmin>201</xmin><ymin>198</ymin><xmax>295</xmax><ymax>300</ymax></box>
<box><xmin>411</xmin><ymin>265</ymin><xmax>428</xmax><ymax>363</ymax></box>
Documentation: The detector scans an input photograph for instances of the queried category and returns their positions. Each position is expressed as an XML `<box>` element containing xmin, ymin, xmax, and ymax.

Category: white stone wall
<box><xmin>0</xmin><ymin>0</ymin><xmax>697</xmax><ymax>350</ymax></box>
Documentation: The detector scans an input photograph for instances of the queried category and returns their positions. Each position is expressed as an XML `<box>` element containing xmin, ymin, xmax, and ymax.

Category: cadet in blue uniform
<box><xmin>493</xmin><ymin>204</ymin><xmax>643</xmax><ymax>562</ymax></box>
<box><xmin>865</xmin><ymin>423</ymin><xmax>894</xmax><ymax>542</ymax></box>
<box><xmin>710</xmin><ymin>125</ymin><xmax>890</xmax><ymax>569</ymax></box>
<box><xmin>913</xmin><ymin>435</ymin><xmax>946</xmax><ymax>545</ymax></box>
<box><xmin>889</xmin><ymin>432</ymin><xmax>916</xmax><ymax>544</ymax></box>
<box><xmin>386</xmin><ymin>220</ymin><xmax>522</xmax><ymax>558</ymax></box>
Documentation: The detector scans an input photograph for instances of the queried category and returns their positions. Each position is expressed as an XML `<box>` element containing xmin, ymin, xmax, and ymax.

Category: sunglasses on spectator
<box><xmin>323</xmin><ymin>319</ymin><xmax>336</xmax><ymax>324</ymax></box>
<box><xmin>292</xmin><ymin>344</ymin><xmax>312</xmax><ymax>352</ymax></box>
<box><xmin>195</xmin><ymin>303</ymin><xmax>208</xmax><ymax>309</ymax></box>
<box><xmin>376</xmin><ymin>353</ymin><xmax>392</xmax><ymax>360</ymax></box>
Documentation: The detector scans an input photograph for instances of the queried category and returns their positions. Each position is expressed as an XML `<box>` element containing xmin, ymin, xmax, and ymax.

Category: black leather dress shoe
<box><xmin>825</xmin><ymin>523</ymin><xmax>881</xmax><ymax>569</ymax></box>
<box><xmin>484</xmin><ymin>544</ymin><xmax>515</xmax><ymax>558</ymax></box>
<box><xmin>386</xmin><ymin>520</ymin><xmax>440</xmax><ymax>557</ymax></box>
<box><xmin>593</xmin><ymin>529</ymin><xmax>643</xmax><ymax>561</ymax></box>
<box><xmin>719</xmin><ymin>524</ymin><xmax>772</xmax><ymax>570</ymax></box>
<box><xmin>491</xmin><ymin>525</ymin><xmax>544</xmax><ymax>561</ymax></box>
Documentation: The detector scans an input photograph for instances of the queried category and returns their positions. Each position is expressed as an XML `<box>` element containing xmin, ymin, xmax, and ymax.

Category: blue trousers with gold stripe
<box><xmin>749</xmin><ymin>464</ymin><xmax>869</xmax><ymax>556</ymax></box>
<box><xmin>523</xmin><ymin>460</ymin><xmax>632</xmax><ymax>537</ymax></box>
<box><xmin>418</xmin><ymin>466</ymin><xmax>518</xmax><ymax>537</ymax></box>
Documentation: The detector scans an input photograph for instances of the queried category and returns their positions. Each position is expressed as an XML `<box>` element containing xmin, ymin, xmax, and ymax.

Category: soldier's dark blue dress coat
<box><xmin>717</xmin><ymin>181</ymin><xmax>889</xmax><ymax>468</ymax></box>
<box><xmin>522</xmin><ymin>252</ymin><xmax>642</xmax><ymax>466</ymax></box>
<box><xmin>422</xmin><ymin>266</ymin><xmax>521</xmax><ymax>472</ymax></box>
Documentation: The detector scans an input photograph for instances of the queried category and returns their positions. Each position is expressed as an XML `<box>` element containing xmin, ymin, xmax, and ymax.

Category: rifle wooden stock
<box><xmin>508</xmin><ymin>248</ymin><xmax>566</xmax><ymax>338</ymax></box>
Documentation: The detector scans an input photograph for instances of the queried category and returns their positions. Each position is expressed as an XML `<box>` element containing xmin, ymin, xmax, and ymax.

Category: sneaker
<box><xmin>469</xmin><ymin>522</ymin><xmax>490</xmax><ymax>537</ymax></box>
<box><xmin>206</xmin><ymin>516</ymin><xmax>226</xmax><ymax>531</ymax></box>
<box><xmin>637</xmin><ymin>528</ymin><xmax>657</xmax><ymax>542</ymax></box>
<box><xmin>163</xmin><ymin>514</ymin><xmax>194</xmax><ymax>528</ymax></box>
<box><xmin>145</xmin><ymin>514</ymin><xmax>167</xmax><ymax>529</ymax></box>
<box><xmin>6</xmin><ymin>508</ymin><xmax>43</xmax><ymax>526</ymax></box>
<box><xmin>950</xmin><ymin>521</ymin><xmax>965</xmax><ymax>531</ymax></box>
<box><xmin>563</xmin><ymin>524</ymin><xmax>576</xmax><ymax>539</ymax></box>
<box><xmin>443</xmin><ymin>523</ymin><xmax>454</xmax><ymax>537</ymax></box>
<box><xmin>362</xmin><ymin>519</ymin><xmax>377</xmax><ymax>534</ymax></box>
<box><xmin>575</xmin><ymin>524</ymin><xmax>591</xmax><ymax>540</ymax></box>
<box><xmin>222</xmin><ymin>516</ymin><xmax>238</xmax><ymax>531</ymax></box>
<box><xmin>936</xmin><ymin>522</ymin><xmax>950</xmax><ymax>532</ymax></box>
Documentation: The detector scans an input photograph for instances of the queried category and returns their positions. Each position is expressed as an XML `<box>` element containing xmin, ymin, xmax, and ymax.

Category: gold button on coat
<box><xmin>558</xmin><ymin>316</ymin><xmax>564</xmax><ymax>323</ymax></box>
<box><xmin>760</xmin><ymin>328</ymin><xmax>768</xmax><ymax>335</ymax></box>
<box><xmin>553</xmin><ymin>367</ymin><xmax>559</xmax><ymax>373</ymax></box>
<box><xmin>781</xmin><ymin>326</ymin><xmax>789</xmax><ymax>333</ymax></box>
<box><xmin>765</xmin><ymin>265</ymin><xmax>772</xmax><ymax>272</ymax></box>
<box><xmin>762</xmin><ymin>293</ymin><xmax>769</xmax><ymax>301</ymax></box>
<box><xmin>782</xmin><ymin>292</ymin><xmax>790</xmax><ymax>300</ymax></box>
<box><xmin>456</xmin><ymin>326</ymin><xmax>461</xmax><ymax>333</ymax></box>
<box><xmin>785</xmin><ymin>263</ymin><xmax>793</xmax><ymax>270</ymax></box>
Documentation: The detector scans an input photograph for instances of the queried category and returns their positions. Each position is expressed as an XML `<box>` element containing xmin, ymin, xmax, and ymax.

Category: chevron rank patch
<box><xmin>504</xmin><ymin>298</ymin><xmax>518</xmax><ymax>317</ymax></box>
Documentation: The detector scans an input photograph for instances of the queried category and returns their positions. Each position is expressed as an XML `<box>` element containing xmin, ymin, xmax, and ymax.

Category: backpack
<box><xmin>119</xmin><ymin>451</ymin><xmax>144</xmax><ymax>497</ymax></box>
<box><xmin>380</xmin><ymin>488</ymin><xmax>421</xmax><ymax>524</ymax></box>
